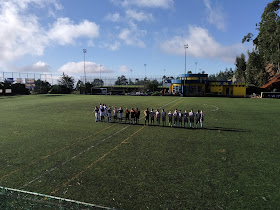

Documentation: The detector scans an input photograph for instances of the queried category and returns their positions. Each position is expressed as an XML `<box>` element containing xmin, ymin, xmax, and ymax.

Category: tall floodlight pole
<box><xmin>99</xmin><ymin>64</ymin><xmax>102</xmax><ymax>86</ymax></box>
<box><xmin>144</xmin><ymin>64</ymin><xmax>147</xmax><ymax>90</ymax></box>
<box><xmin>83</xmin><ymin>49</ymin><xmax>87</xmax><ymax>85</ymax></box>
<box><xmin>130</xmin><ymin>69</ymin><xmax>132</xmax><ymax>84</ymax></box>
<box><xmin>144</xmin><ymin>64</ymin><xmax>147</xmax><ymax>78</ymax></box>
<box><xmin>195</xmin><ymin>62</ymin><xmax>198</xmax><ymax>73</ymax></box>
<box><xmin>163</xmin><ymin>69</ymin><xmax>166</xmax><ymax>84</ymax></box>
<box><xmin>184</xmin><ymin>44</ymin><xmax>188</xmax><ymax>95</ymax></box>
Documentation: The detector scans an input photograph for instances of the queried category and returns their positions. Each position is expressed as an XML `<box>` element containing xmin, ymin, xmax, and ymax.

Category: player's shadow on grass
<box><xmin>41</xmin><ymin>94</ymin><xmax>65</xmax><ymax>97</ymax></box>
<box><xmin>203</xmin><ymin>126</ymin><xmax>248</xmax><ymax>133</ymax></box>
<box><xmin>141</xmin><ymin>124</ymin><xmax>248</xmax><ymax>132</ymax></box>
<box><xmin>100</xmin><ymin>122</ymin><xmax>248</xmax><ymax>133</ymax></box>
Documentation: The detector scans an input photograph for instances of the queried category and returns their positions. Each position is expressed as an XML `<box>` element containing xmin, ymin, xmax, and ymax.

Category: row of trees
<box><xmin>1</xmin><ymin>72</ymin><xmax>168</xmax><ymax>95</ymax></box>
<box><xmin>0</xmin><ymin>73</ymin><xmax>76</xmax><ymax>95</ymax></box>
<box><xmin>0</xmin><ymin>81</ymin><xmax>30</xmax><ymax>95</ymax></box>
<box><xmin>208</xmin><ymin>68</ymin><xmax>235</xmax><ymax>81</ymax></box>
<box><xmin>236</xmin><ymin>0</ymin><xmax>280</xmax><ymax>87</ymax></box>
<box><xmin>209</xmin><ymin>1</ymin><xmax>279</xmax><ymax>87</ymax></box>
<box><xmin>79</xmin><ymin>75</ymin><xmax>163</xmax><ymax>93</ymax></box>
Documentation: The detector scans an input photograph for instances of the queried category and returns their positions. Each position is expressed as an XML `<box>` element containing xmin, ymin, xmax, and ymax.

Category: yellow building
<box><xmin>209</xmin><ymin>81</ymin><xmax>246</xmax><ymax>97</ymax></box>
<box><xmin>169</xmin><ymin>74</ymin><xmax>246</xmax><ymax>97</ymax></box>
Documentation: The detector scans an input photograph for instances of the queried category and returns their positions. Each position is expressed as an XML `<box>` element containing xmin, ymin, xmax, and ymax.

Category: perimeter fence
<box><xmin>81</xmin><ymin>75</ymin><xmax>170</xmax><ymax>86</ymax></box>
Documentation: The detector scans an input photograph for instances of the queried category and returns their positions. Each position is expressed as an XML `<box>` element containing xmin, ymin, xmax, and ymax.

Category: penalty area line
<box><xmin>20</xmin><ymin>125</ymin><xmax>129</xmax><ymax>189</ymax></box>
<box><xmin>0</xmin><ymin>124</ymin><xmax>115</xmax><ymax>181</ymax></box>
<box><xmin>51</xmin><ymin>126</ymin><xmax>145</xmax><ymax>195</ymax></box>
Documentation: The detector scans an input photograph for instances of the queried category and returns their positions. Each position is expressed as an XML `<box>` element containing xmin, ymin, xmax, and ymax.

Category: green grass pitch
<box><xmin>0</xmin><ymin>95</ymin><xmax>280</xmax><ymax>209</ymax></box>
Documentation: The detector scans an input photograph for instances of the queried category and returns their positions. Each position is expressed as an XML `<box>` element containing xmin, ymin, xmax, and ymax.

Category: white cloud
<box><xmin>125</xmin><ymin>9</ymin><xmax>154</xmax><ymax>22</ymax></box>
<box><xmin>100</xmin><ymin>41</ymin><xmax>121</xmax><ymax>51</ymax></box>
<box><xmin>119</xmin><ymin>65</ymin><xmax>131</xmax><ymax>73</ymax></box>
<box><xmin>0</xmin><ymin>1</ymin><xmax>48</xmax><ymax>62</ymax></box>
<box><xmin>160</xmin><ymin>25</ymin><xmax>248</xmax><ymax>63</ymax></box>
<box><xmin>0</xmin><ymin>0</ymin><xmax>99</xmax><ymax>71</ymax></box>
<box><xmin>114</xmin><ymin>0</ymin><xmax>174</xmax><ymax>9</ymax></box>
<box><xmin>48</xmin><ymin>18</ymin><xmax>99</xmax><ymax>45</ymax></box>
<box><xmin>2</xmin><ymin>61</ymin><xmax>52</xmax><ymax>73</ymax></box>
<box><xmin>30</xmin><ymin>61</ymin><xmax>52</xmax><ymax>72</ymax></box>
<box><xmin>105</xmin><ymin>13</ymin><xmax>121</xmax><ymax>22</ymax></box>
<box><xmin>203</xmin><ymin>0</ymin><xmax>226</xmax><ymax>31</ymax></box>
<box><xmin>118</xmin><ymin>22</ymin><xmax>147</xmax><ymax>48</ymax></box>
<box><xmin>57</xmin><ymin>62</ymin><xmax>113</xmax><ymax>75</ymax></box>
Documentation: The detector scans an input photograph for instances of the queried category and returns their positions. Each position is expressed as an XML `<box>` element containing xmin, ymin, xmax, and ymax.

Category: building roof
<box><xmin>261</xmin><ymin>73</ymin><xmax>280</xmax><ymax>89</ymax></box>
<box><xmin>179</xmin><ymin>73</ymin><xmax>208</xmax><ymax>78</ymax></box>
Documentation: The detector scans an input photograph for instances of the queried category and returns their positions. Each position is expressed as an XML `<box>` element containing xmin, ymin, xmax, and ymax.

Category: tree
<box><xmin>11</xmin><ymin>83</ymin><xmax>30</xmax><ymax>95</ymax></box>
<box><xmin>85</xmin><ymin>82</ymin><xmax>93</xmax><ymax>94</ymax></box>
<box><xmin>115</xmin><ymin>75</ymin><xmax>128</xmax><ymax>85</ymax></box>
<box><xmin>146</xmin><ymin>80</ymin><xmax>159</xmax><ymax>92</ymax></box>
<box><xmin>135</xmin><ymin>78</ymin><xmax>144</xmax><ymax>85</ymax></box>
<box><xmin>91</xmin><ymin>79</ymin><xmax>104</xmax><ymax>87</ymax></box>
<box><xmin>235</xmin><ymin>53</ymin><xmax>247</xmax><ymax>82</ymax></box>
<box><xmin>208</xmin><ymin>74</ymin><xmax>217</xmax><ymax>81</ymax></box>
<box><xmin>162</xmin><ymin>75</ymin><xmax>167</xmax><ymax>84</ymax></box>
<box><xmin>246</xmin><ymin>50</ymin><xmax>267</xmax><ymax>86</ymax></box>
<box><xmin>208</xmin><ymin>68</ymin><xmax>234</xmax><ymax>81</ymax></box>
<box><xmin>75</xmin><ymin>80</ymin><xmax>82</xmax><ymax>91</ymax></box>
<box><xmin>34</xmin><ymin>79</ymin><xmax>51</xmax><ymax>94</ymax></box>
<box><xmin>243</xmin><ymin>0</ymin><xmax>280</xmax><ymax>77</ymax></box>
<box><xmin>50</xmin><ymin>85</ymin><xmax>63</xmax><ymax>94</ymax></box>
<box><xmin>254</xmin><ymin>0</ymin><xmax>280</xmax><ymax>72</ymax></box>
<box><xmin>128</xmin><ymin>79</ymin><xmax>134</xmax><ymax>85</ymax></box>
<box><xmin>58</xmin><ymin>73</ymin><xmax>75</xmax><ymax>94</ymax></box>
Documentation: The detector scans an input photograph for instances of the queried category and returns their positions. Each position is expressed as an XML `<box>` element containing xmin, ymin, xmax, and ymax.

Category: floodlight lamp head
<box><xmin>83</xmin><ymin>49</ymin><xmax>87</xmax><ymax>53</ymax></box>
<box><xmin>184</xmin><ymin>44</ymin><xmax>188</xmax><ymax>49</ymax></box>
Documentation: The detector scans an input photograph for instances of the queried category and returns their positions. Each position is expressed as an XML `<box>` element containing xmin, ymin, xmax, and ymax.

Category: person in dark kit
<box><xmin>196</xmin><ymin>110</ymin><xmax>201</xmax><ymax>128</ymax></box>
<box><xmin>168</xmin><ymin>110</ymin><xmax>173</xmax><ymax>127</ymax></box>
<box><xmin>118</xmin><ymin>106</ymin><xmax>123</xmax><ymax>123</ymax></box>
<box><xmin>135</xmin><ymin>108</ymin><xmax>140</xmax><ymax>124</ymax></box>
<box><xmin>162</xmin><ymin>109</ymin><xmax>166</xmax><ymax>126</ymax></box>
<box><xmin>178</xmin><ymin>110</ymin><xmax>183</xmax><ymax>127</ymax></box>
<box><xmin>130</xmin><ymin>108</ymin><xmax>135</xmax><ymax>124</ymax></box>
<box><xmin>100</xmin><ymin>105</ymin><xmax>105</xmax><ymax>122</ymax></box>
<box><xmin>125</xmin><ymin>108</ymin><xmax>130</xmax><ymax>123</ymax></box>
<box><xmin>183</xmin><ymin>110</ymin><xmax>189</xmax><ymax>128</ymax></box>
<box><xmin>189</xmin><ymin>109</ymin><xmax>194</xmax><ymax>128</ymax></box>
<box><xmin>94</xmin><ymin>106</ymin><xmax>99</xmax><ymax>122</ymax></box>
<box><xmin>107</xmin><ymin>106</ymin><xmax>112</xmax><ymax>122</ymax></box>
<box><xmin>150</xmin><ymin>108</ymin><xmax>155</xmax><ymax>125</ymax></box>
<box><xmin>144</xmin><ymin>108</ymin><xmax>150</xmax><ymax>125</ymax></box>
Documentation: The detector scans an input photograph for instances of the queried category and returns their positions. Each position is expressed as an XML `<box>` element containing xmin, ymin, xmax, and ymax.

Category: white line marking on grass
<box><xmin>20</xmin><ymin>126</ymin><xmax>129</xmax><ymax>189</ymax></box>
<box><xmin>51</xmin><ymin>126</ymin><xmax>145</xmax><ymax>195</ymax></box>
<box><xmin>20</xmin><ymin>97</ymin><xmax>182</xmax><ymax>189</ymax></box>
<box><xmin>0</xmin><ymin>186</ymin><xmax>113</xmax><ymax>210</ymax></box>
<box><xmin>203</xmin><ymin>104</ymin><xmax>219</xmax><ymax>112</ymax></box>
<box><xmin>159</xmin><ymin>97</ymin><xmax>182</xmax><ymax>109</ymax></box>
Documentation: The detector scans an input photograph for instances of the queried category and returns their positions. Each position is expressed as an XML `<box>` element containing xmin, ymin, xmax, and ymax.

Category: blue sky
<box><xmin>0</xmin><ymin>0</ymin><xmax>270</xmax><ymax>82</ymax></box>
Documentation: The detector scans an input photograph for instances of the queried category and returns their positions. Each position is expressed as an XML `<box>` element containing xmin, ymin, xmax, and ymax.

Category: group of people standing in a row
<box><xmin>94</xmin><ymin>103</ymin><xmax>204</xmax><ymax>128</ymax></box>
<box><xmin>143</xmin><ymin>108</ymin><xmax>204</xmax><ymax>128</ymax></box>
<box><xmin>94</xmin><ymin>104</ymin><xmax>141</xmax><ymax>124</ymax></box>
